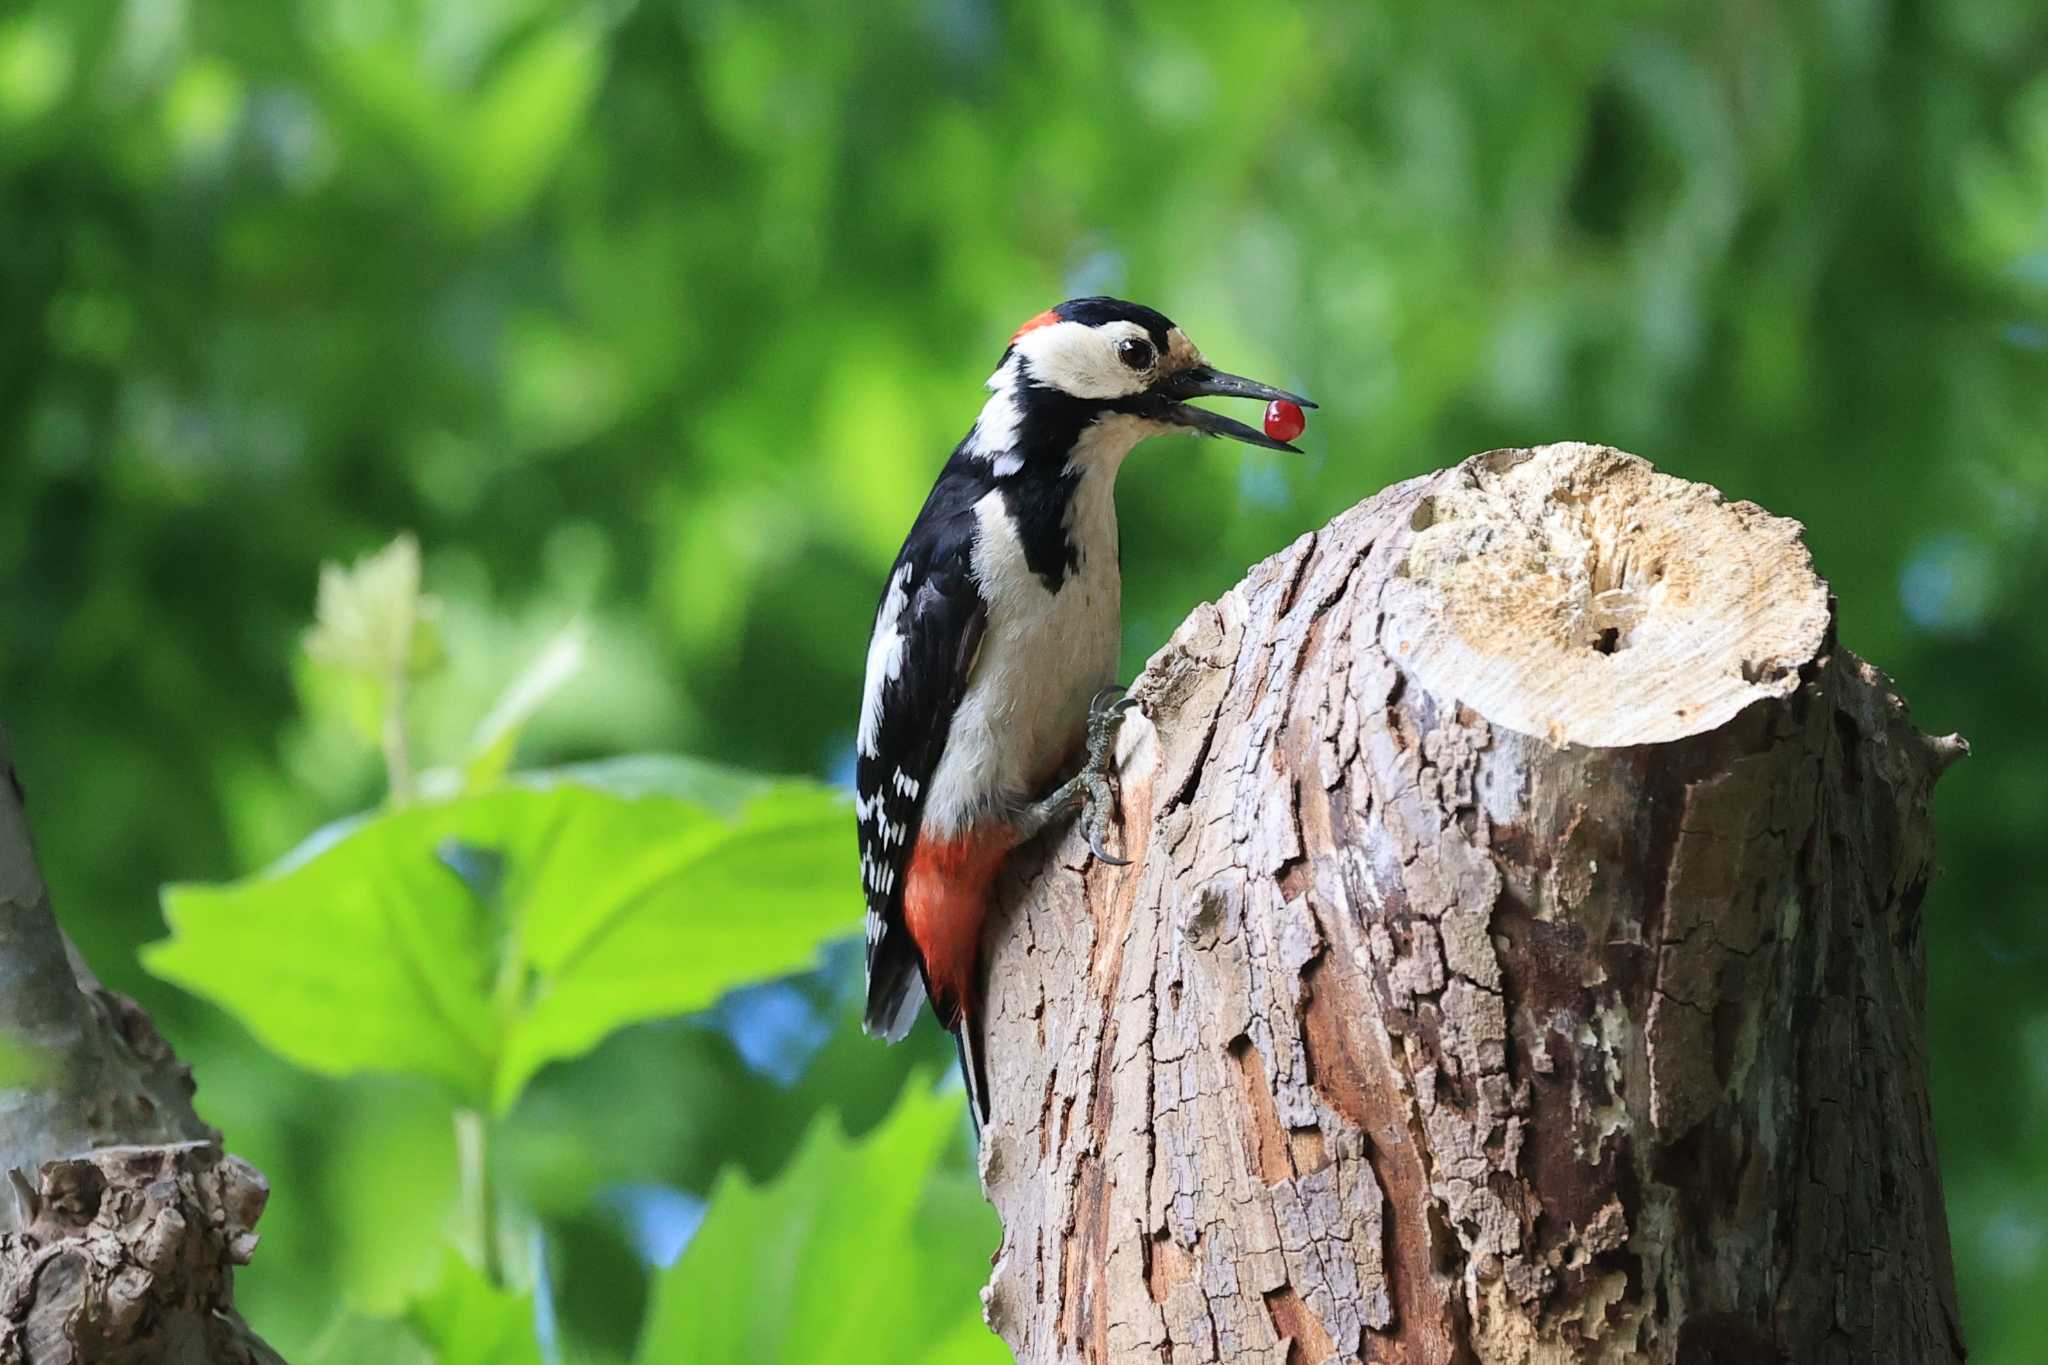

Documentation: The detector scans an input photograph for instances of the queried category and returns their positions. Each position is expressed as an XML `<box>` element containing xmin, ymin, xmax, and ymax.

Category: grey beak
<box><xmin>1152</xmin><ymin>367</ymin><xmax>1317</xmax><ymax>453</ymax></box>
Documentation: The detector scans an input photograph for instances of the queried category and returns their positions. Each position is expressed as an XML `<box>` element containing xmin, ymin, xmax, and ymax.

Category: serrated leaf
<box><xmin>635</xmin><ymin>1077</ymin><xmax>1003</xmax><ymax>1365</ymax></box>
<box><xmin>146</xmin><ymin>760</ymin><xmax>856</xmax><ymax>1113</ymax></box>
<box><xmin>491</xmin><ymin>780</ymin><xmax>854</xmax><ymax>1112</ymax></box>
<box><xmin>152</xmin><ymin>811</ymin><xmax>494</xmax><ymax>1096</ymax></box>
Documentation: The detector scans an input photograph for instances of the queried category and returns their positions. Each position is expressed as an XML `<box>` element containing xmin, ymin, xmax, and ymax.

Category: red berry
<box><xmin>1263</xmin><ymin>399</ymin><xmax>1306</xmax><ymax>443</ymax></box>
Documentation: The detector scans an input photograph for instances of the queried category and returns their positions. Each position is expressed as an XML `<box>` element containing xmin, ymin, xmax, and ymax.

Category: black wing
<box><xmin>858</xmin><ymin>470</ymin><xmax>988</xmax><ymax>1042</ymax></box>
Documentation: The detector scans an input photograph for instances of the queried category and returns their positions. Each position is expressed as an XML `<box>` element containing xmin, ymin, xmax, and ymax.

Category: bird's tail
<box><xmin>953</xmin><ymin>1011</ymin><xmax>992</xmax><ymax>1136</ymax></box>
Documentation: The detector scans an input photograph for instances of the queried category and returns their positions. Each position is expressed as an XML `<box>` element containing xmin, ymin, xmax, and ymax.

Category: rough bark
<box><xmin>0</xmin><ymin>725</ymin><xmax>283</xmax><ymax>1364</ymax></box>
<box><xmin>978</xmin><ymin>444</ymin><xmax>1967</xmax><ymax>1364</ymax></box>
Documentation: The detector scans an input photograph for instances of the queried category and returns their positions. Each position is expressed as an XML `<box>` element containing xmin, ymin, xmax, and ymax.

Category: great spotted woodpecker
<box><xmin>856</xmin><ymin>297</ymin><xmax>1312</xmax><ymax>1124</ymax></box>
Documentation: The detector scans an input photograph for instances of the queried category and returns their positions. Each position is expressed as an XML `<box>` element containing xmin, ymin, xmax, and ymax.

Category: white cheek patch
<box><xmin>965</xmin><ymin>355</ymin><xmax>1026</xmax><ymax>476</ymax></box>
<box><xmin>1014</xmin><ymin>320</ymin><xmax>1154</xmax><ymax>400</ymax></box>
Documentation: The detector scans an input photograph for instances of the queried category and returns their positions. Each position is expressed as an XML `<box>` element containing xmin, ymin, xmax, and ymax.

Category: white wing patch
<box><xmin>856</xmin><ymin>564</ymin><xmax>912</xmax><ymax>758</ymax></box>
<box><xmin>1011</xmin><ymin>319</ymin><xmax>1156</xmax><ymax>400</ymax></box>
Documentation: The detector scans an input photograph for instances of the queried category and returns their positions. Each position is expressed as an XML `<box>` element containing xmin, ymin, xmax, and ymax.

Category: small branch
<box><xmin>0</xmin><ymin>730</ymin><xmax>214</xmax><ymax>1207</ymax></box>
<box><xmin>383</xmin><ymin>661</ymin><xmax>417</xmax><ymax>805</ymax></box>
<box><xmin>0</xmin><ymin>723</ymin><xmax>284</xmax><ymax>1360</ymax></box>
<box><xmin>456</xmin><ymin>1107</ymin><xmax>503</xmax><ymax>1287</ymax></box>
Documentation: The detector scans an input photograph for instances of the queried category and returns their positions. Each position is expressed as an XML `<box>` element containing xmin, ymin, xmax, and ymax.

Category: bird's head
<box><xmin>973</xmin><ymin>297</ymin><xmax>1315</xmax><ymax>472</ymax></box>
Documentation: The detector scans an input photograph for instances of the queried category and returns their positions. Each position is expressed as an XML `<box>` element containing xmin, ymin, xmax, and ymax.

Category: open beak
<box><xmin>1151</xmin><ymin>367</ymin><xmax>1317</xmax><ymax>453</ymax></box>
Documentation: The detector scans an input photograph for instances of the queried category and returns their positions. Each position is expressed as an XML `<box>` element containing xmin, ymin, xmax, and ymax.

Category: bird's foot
<box><xmin>1012</xmin><ymin>687</ymin><xmax>1141</xmax><ymax>865</ymax></box>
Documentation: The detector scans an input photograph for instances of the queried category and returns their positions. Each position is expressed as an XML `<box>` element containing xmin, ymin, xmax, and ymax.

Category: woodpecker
<box><xmin>856</xmin><ymin>297</ymin><xmax>1312</xmax><ymax>1124</ymax></box>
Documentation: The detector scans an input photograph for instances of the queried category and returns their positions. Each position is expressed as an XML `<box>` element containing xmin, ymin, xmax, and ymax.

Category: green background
<box><xmin>3</xmin><ymin>0</ymin><xmax>2044</xmax><ymax>1358</ymax></box>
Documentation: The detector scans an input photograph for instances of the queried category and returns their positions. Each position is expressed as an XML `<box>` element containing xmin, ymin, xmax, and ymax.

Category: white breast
<box><xmin>920</xmin><ymin>419</ymin><xmax>1148</xmax><ymax>838</ymax></box>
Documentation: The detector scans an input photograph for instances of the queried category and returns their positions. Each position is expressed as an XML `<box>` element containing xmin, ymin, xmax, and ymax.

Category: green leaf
<box><xmin>455</xmin><ymin>23</ymin><xmax>603</xmax><ymax>230</ymax></box>
<box><xmin>305</xmin><ymin>533</ymin><xmax>443</xmax><ymax>687</ymax></box>
<box><xmin>152</xmin><ymin>809</ymin><xmax>492</xmax><ymax>1097</ymax></box>
<box><xmin>146</xmin><ymin>761</ymin><xmax>856</xmax><ymax>1113</ymax></box>
<box><xmin>300</xmin><ymin>1312</ymin><xmax>431</xmax><ymax>1365</ymax></box>
<box><xmin>0</xmin><ymin>15</ymin><xmax>71</xmax><ymax>125</ymax></box>
<box><xmin>462</xmin><ymin>621</ymin><xmax>589</xmax><ymax>790</ymax></box>
<box><xmin>297</xmin><ymin>1257</ymin><xmax>540</xmax><ymax>1365</ymax></box>
<box><xmin>491</xmin><ymin>779</ymin><xmax>854</xmax><ymax>1112</ymax></box>
<box><xmin>635</xmin><ymin>1077</ymin><xmax>1004</xmax><ymax>1365</ymax></box>
<box><xmin>406</xmin><ymin>1256</ymin><xmax>545</xmax><ymax>1365</ymax></box>
<box><xmin>302</xmin><ymin>533</ymin><xmax>444</xmax><ymax>752</ymax></box>
<box><xmin>534</xmin><ymin>752</ymin><xmax>778</xmax><ymax>819</ymax></box>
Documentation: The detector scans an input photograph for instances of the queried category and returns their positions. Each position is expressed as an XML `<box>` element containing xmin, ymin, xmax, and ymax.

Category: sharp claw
<box><xmin>1087</xmin><ymin>820</ymin><xmax>1130</xmax><ymax>866</ymax></box>
<box><xmin>1085</xmin><ymin>692</ymin><xmax>1137</xmax><ymax>763</ymax></box>
<box><xmin>1080</xmin><ymin>772</ymin><xmax>1132</xmax><ymax>866</ymax></box>
<box><xmin>1048</xmin><ymin>686</ymin><xmax>1141</xmax><ymax>865</ymax></box>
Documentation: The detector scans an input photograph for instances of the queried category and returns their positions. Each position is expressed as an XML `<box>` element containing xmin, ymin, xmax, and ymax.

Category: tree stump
<box><xmin>977</xmin><ymin>444</ymin><xmax>1967</xmax><ymax>1364</ymax></box>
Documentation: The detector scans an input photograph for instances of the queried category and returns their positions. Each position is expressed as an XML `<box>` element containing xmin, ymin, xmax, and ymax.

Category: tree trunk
<box><xmin>0</xmin><ymin>726</ymin><xmax>283</xmax><ymax>1364</ymax></box>
<box><xmin>977</xmin><ymin>444</ymin><xmax>1968</xmax><ymax>1364</ymax></box>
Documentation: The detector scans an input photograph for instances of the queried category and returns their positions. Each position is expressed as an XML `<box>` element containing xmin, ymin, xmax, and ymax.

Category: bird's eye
<box><xmin>1116</xmin><ymin>337</ymin><xmax>1155</xmax><ymax>371</ymax></box>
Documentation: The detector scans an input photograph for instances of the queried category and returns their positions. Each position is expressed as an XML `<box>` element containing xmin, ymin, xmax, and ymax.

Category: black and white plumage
<box><xmin>854</xmin><ymin>506</ymin><xmax>987</xmax><ymax>1044</ymax></box>
<box><xmin>855</xmin><ymin>297</ymin><xmax>1312</xmax><ymax>1122</ymax></box>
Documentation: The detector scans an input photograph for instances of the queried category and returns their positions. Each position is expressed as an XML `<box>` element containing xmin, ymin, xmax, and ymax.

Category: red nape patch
<box><xmin>1009</xmin><ymin>308</ymin><xmax>1062</xmax><ymax>344</ymax></box>
<box><xmin>903</xmin><ymin>829</ymin><xmax>1012</xmax><ymax>1025</ymax></box>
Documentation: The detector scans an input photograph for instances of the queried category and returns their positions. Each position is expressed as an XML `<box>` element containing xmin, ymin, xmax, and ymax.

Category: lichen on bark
<box><xmin>977</xmin><ymin>444</ymin><xmax>1966</xmax><ymax>1364</ymax></box>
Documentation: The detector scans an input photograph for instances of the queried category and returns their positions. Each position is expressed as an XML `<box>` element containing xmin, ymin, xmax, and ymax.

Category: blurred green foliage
<box><xmin>0</xmin><ymin>0</ymin><xmax>2043</xmax><ymax>1358</ymax></box>
<box><xmin>638</xmin><ymin>1076</ymin><xmax>994</xmax><ymax>1364</ymax></box>
<box><xmin>134</xmin><ymin>535</ymin><xmax>984</xmax><ymax>1358</ymax></box>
